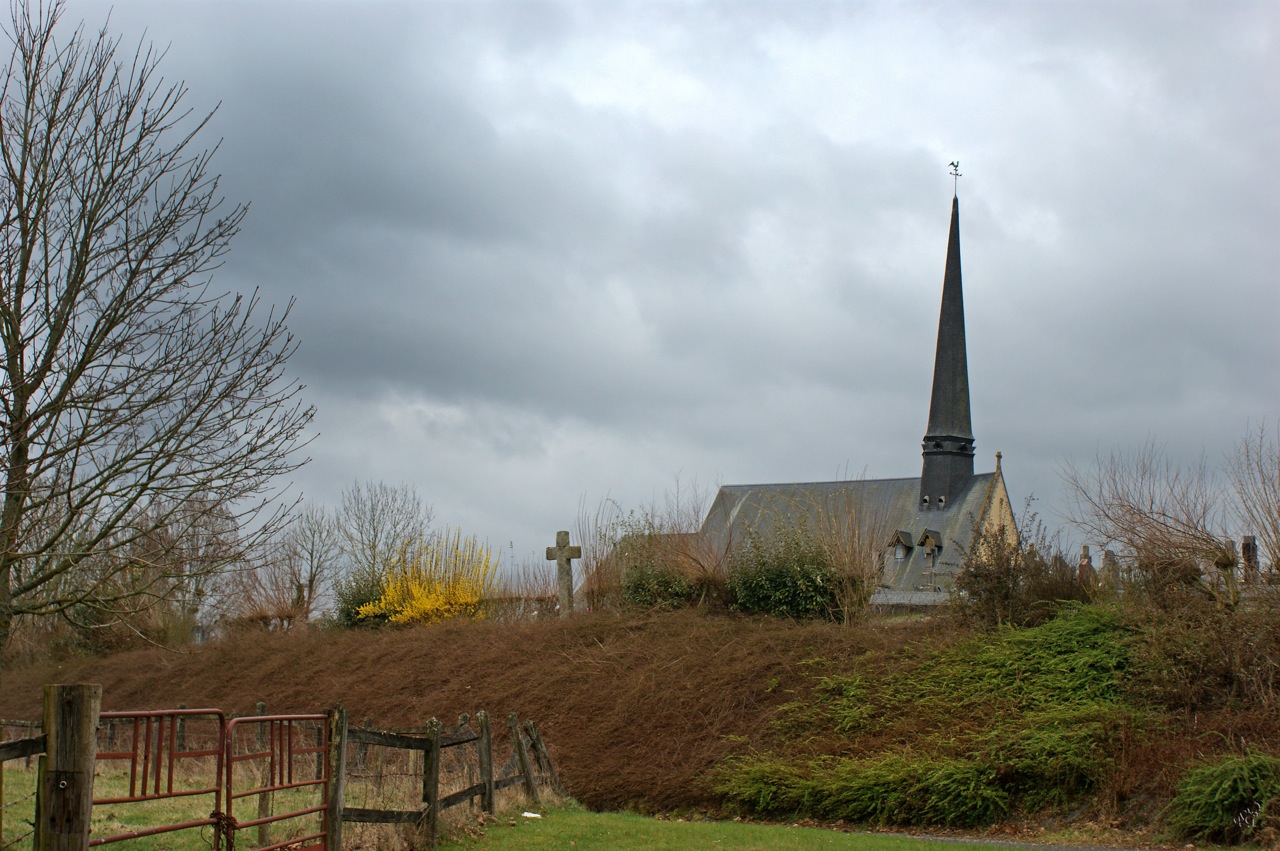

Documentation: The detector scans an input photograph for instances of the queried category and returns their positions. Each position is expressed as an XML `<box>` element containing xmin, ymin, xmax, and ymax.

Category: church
<box><xmin>699</xmin><ymin>191</ymin><xmax>1015</xmax><ymax>607</ymax></box>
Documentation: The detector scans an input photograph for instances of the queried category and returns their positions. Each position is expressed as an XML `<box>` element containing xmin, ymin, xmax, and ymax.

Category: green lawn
<box><xmin>445</xmin><ymin>807</ymin><xmax>1024</xmax><ymax>850</ymax></box>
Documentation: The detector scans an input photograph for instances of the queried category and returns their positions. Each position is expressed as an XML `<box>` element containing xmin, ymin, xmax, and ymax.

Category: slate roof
<box><xmin>700</xmin><ymin>472</ymin><xmax>1000</xmax><ymax>606</ymax></box>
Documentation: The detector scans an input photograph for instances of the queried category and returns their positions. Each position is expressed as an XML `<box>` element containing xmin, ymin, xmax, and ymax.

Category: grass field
<box><xmin>445</xmin><ymin>807</ymin><xmax>1038</xmax><ymax>850</ymax></box>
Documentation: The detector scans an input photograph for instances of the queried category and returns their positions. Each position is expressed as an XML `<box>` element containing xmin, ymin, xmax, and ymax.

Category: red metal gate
<box><xmin>90</xmin><ymin>710</ymin><xmax>332</xmax><ymax>850</ymax></box>
<box><xmin>92</xmin><ymin>708</ymin><xmax>227</xmax><ymax>847</ymax></box>
<box><xmin>224</xmin><ymin>714</ymin><xmax>331</xmax><ymax>851</ymax></box>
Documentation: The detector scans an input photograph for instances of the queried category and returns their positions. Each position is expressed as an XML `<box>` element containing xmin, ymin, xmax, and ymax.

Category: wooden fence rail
<box><xmin>0</xmin><ymin>689</ymin><xmax>560</xmax><ymax>851</ymax></box>
<box><xmin>340</xmin><ymin>708</ymin><xmax>557</xmax><ymax>848</ymax></box>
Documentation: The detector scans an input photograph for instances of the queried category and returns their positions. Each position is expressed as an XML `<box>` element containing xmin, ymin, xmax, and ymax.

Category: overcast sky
<box><xmin>71</xmin><ymin>0</ymin><xmax>1280</xmax><ymax>569</ymax></box>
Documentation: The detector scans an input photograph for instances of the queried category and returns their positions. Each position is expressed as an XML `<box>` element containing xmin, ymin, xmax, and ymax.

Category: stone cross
<box><xmin>546</xmin><ymin>530</ymin><xmax>581</xmax><ymax>616</ymax></box>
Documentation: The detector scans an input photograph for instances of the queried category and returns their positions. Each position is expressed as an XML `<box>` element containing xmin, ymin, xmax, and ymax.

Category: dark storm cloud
<box><xmin>67</xmin><ymin>0</ymin><xmax>1279</xmax><ymax>563</ymax></box>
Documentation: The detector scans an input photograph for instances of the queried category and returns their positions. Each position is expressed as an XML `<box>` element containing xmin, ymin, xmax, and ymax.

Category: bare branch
<box><xmin>0</xmin><ymin>0</ymin><xmax>312</xmax><ymax>663</ymax></box>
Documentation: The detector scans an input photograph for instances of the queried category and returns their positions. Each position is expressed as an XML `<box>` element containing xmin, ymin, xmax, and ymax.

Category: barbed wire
<box><xmin>1</xmin><ymin>789</ymin><xmax>37</xmax><ymax>810</ymax></box>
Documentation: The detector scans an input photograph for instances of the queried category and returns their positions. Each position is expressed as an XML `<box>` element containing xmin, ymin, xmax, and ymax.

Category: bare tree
<box><xmin>1064</xmin><ymin>442</ymin><xmax>1238</xmax><ymax>604</ymax></box>
<box><xmin>287</xmin><ymin>504</ymin><xmax>340</xmax><ymax>619</ymax></box>
<box><xmin>0</xmin><ymin>2</ymin><xmax>312</xmax><ymax>664</ymax></box>
<box><xmin>216</xmin><ymin>504</ymin><xmax>338</xmax><ymax>630</ymax></box>
<box><xmin>1227</xmin><ymin>422</ymin><xmax>1280</xmax><ymax>573</ymax></box>
<box><xmin>331</xmin><ymin>481</ymin><xmax>432</xmax><ymax>625</ymax></box>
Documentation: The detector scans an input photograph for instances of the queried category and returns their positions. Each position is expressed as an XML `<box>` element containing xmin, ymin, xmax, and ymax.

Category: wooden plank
<box><xmin>0</xmin><ymin>735</ymin><xmax>45</xmax><ymax>761</ymax></box>
<box><xmin>441</xmin><ymin>729</ymin><xmax>479</xmax><ymax>747</ymax></box>
<box><xmin>493</xmin><ymin>774</ymin><xmax>525</xmax><ymax>792</ymax></box>
<box><xmin>347</xmin><ymin>727</ymin><xmax>478</xmax><ymax>751</ymax></box>
<box><xmin>347</xmin><ymin>728</ymin><xmax>427</xmax><ymax>750</ymax></box>
<box><xmin>438</xmin><ymin>783</ymin><xmax>484</xmax><ymax>811</ymax></box>
<box><xmin>423</xmin><ymin>718</ymin><xmax>441</xmax><ymax>849</ymax></box>
<box><xmin>525</xmin><ymin>720</ymin><xmax>565</xmax><ymax>796</ymax></box>
<box><xmin>341</xmin><ymin>807</ymin><xmax>423</xmax><ymax>825</ymax></box>
<box><xmin>507</xmin><ymin>714</ymin><xmax>538</xmax><ymax>806</ymax></box>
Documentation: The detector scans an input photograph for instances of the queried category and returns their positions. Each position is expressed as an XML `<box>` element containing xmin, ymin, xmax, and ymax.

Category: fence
<box><xmin>1</xmin><ymin>719</ymin><xmax>45</xmax><ymax>847</ymax></box>
<box><xmin>0</xmin><ymin>685</ymin><xmax>558</xmax><ymax>850</ymax></box>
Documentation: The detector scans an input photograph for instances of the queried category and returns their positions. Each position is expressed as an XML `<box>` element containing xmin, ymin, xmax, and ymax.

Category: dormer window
<box><xmin>921</xmin><ymin>495</ymin><xmax>930</xmax><ymax>508</ymax></box>
<box><xmin>938</xmin><ymin>495</ymin><xmax>946</xmax><ymax>508</ymax></box>
<box><xmin>894</xmin><ymin>543</ymin><xmax>906</xmax><ymax>560</ymax></box>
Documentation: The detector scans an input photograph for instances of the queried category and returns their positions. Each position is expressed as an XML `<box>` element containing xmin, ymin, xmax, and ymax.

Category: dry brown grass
<box><xmin>0</xmin><ymin>610</ymin><xmax>919</xmax><ymax>812</ymax></box>
<box><xmin>4</xmin><ymin>605</ymin><xmax>1278</xmax><ymax>828</ymax></box>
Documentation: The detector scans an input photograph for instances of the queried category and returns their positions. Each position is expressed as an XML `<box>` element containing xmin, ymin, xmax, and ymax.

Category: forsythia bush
<box><xmin>357</xmin><ymin>528</ymin><xmax>498</xmax><ymax>625</ymax></box>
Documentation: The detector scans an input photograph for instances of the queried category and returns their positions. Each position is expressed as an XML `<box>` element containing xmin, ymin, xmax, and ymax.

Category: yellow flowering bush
<box><xmin>357</xmin><ymin>528</ymin><xmax>498</xmax><ymax>625</ymax></box>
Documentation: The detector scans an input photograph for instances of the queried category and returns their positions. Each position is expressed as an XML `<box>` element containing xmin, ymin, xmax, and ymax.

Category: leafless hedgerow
<box><xmin>0</xmin><ymin>1</ymin><xmax>313</xmax><ymax>665</ymax></box>
<box><xmin>578</xmin><ymin>478</ymin><xmax>728</xmax><ymax>611</ymax></box>
<box><xmin>483</xmin><ymin>556</ymin><xmax>557</xmax><ymax>622</ymax></box>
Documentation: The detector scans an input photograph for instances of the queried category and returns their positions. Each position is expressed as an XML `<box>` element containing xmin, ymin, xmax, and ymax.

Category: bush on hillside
<box><xmin>622</xmin><ymin>562</ymin><xmax>696</xmax><ymax>609</ymax></box>
<box><xmin>718</xmin><ymin>605</ymin><xmax>1133</xmax><ymax>826</ymax></box>
<box><xmin>356</xmin><ymin>528</ymin><xmax>497</xmax><ymax>625</ymax></box>
<box><xmin>1120</xmin><ymin>585</ymin><xmax>1280</xmax><ymax>713</ymax></box>
<box><xmin>717</xmin><ymin>753</ymin><xmax>1010</xmax><ymax>827</ymax></box>
<box><xmin>1164</xmin><ymin>752</ymin><xmax>1280</xmax><ymax>844</ymax></box>
<box><xmin>332</xmin><ymin>565</ymin><xmax>386</xmax><ymax>628</ymax></box>
<box><xmin>727</xmin><ymin>524</ymin><xmax>836</xmax><ymax>620</ymax></box>
<box><xmin>955</xmin><ymin>517</ymin><xmax>1088</xmax><ymax>628</ymax></box>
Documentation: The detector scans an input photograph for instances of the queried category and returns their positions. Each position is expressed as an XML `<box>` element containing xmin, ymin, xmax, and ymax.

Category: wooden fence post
<box><xmin>325</xmin><ymin>706</ymin><xmax>347</xmax><ymax>851</ymax></box>
<box><xmin>476</xmin><ymin>711</ymin><xmax>494</xmax><ymax>815</ymax></box>
<box><xmin>256</xmin><ymin>701</ymin><xmax>270</xmax><ymax>848</ymax></box>
<box><xmin>358</xmin><ymin>717</ymin><xmax>373</xmax><ymax>772</ymax></box>
<box><xmin>422</xmin><ymin>718</ymin><xmax>441</xmax><ymax>849</ymax></box>
<box><xmin>506</xmin><ymin>713</ymin><xmax>538</xmax><ymax>806</ymax></box>
<box><xmin>524</xmin><ymin>719</ymin><xmax>565</xmax><ymax>796</ymax></box>
<box><xmin>36</xmin><ymin>683</ymin><xmax>102</xmax><ymax>851</ymax></box>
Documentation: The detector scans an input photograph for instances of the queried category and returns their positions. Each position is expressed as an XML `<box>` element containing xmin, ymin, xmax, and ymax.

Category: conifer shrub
<box><xmin>727</xmin><ymin>524</ymin><xmax>836</xmax><ymax>620</ymax></box>
<box><xmin>717</xmin><ymin>753</ymin><xmax>1010</xmax><ymax>827</ymax></box>
<box><xmin>717</xmin><ymin>606</ymin><xmax>1134</xmax><ymax>826</ymax></box>
<box><xmin>1163</xmin><ymin>753</ymin><xmax>1280</xmax><ymax>844</ymax></box>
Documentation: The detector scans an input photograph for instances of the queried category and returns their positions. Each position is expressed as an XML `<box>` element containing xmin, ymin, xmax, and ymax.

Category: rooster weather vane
<box><xmin>949</xmin><ymin>160</ymin><xmax>962</xmax><ymax>193</ymax></box>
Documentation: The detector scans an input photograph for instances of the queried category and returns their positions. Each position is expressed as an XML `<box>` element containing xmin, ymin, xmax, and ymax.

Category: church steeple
<box><xmin>920</xmin><ymin>193</ymin><xmax>975</xmax><ymax>509</ymax></box>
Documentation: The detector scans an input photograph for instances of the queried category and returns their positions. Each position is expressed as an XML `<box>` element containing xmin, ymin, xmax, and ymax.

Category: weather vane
<box><xmin>949</xmin><ymin>160</ymin><xmax>962</xmax><ymax>193</ymax></box>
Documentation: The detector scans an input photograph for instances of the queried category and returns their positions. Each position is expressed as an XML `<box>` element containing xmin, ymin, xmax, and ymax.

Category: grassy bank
<box><xmin>445</xmin><ymin>806</ymin><xmax>1029</xmax><ymax>850</ymax></box>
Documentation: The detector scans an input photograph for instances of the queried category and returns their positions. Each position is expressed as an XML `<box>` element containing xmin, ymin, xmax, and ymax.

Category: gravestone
<box><xmin>546</xmin><ymin>531</ymin><xmax>581</xmax><ymax>616</ymax></box>
<box><xmin>1243</xmin><ymin>536</ymin><xmax>1259</xmax><ymax>584</ymax></box>
<box><xmin>1077</xmin><ymin>545</ymin><xmax>1097</xmax><ymax>592</ymax></box>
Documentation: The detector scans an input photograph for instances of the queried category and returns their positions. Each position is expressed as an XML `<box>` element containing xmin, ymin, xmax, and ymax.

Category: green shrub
<box><xmin>728</xmin><ymin>525</ymin><xmax>836</xmax><ymax>620</ymax></box>
<box><xmin>1164</xmin><ymin>752</ymin><xmax>1280</xmax><ymax>844</ymax></box>
<box><xmin>715</xmin><ymin>755</ymin><xmax>813</xmax><ymax>815</ymax></box>
<box><xmin>980</xmin><ymin>703</ymin><xmax>1131</xmax><ymax>809</ymax></box>
<box><xmin>721</xmin><ymin>606</ymin><xmax>1134</xmax><ymax>826</ymax></box>
<box><xmin>622</xmin><ymin>563</ymin><xmax>696</xmax><ymax>609</ymax></box>
<box><xmin>719</xmin><ymin>754</ymin><xmax>1009</xmax><ymax>827</ymax></box>
<box><xmin>332</xmin><ymin>566</ymin><xmax>387</xmax><ymax>628</ymax></box>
